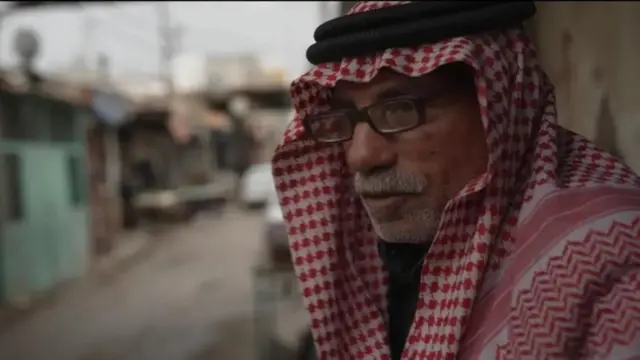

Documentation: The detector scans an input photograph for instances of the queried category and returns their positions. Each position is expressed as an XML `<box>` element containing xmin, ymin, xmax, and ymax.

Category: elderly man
<box><xmin>272</xmin><ymin>2</ymin><xmax>640</xmax><ymax>359</ymax></box>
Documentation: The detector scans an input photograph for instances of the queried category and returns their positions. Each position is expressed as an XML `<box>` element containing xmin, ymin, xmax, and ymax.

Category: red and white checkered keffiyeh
<box><xmin>271</xmin><ymin>1</ymin><xmax>640</xmax><ymax>359</ymax></box>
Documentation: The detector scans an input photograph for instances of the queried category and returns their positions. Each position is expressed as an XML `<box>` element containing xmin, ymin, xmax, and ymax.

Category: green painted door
<box><xmin>0</xmin><ymin>92</ymin><xmax>89</xmax><ymax>304</ymax></box>
<box><xmin>1</xmin><ymin>144</ymin><xmax>88</xmax><ymax>302</ymax></box>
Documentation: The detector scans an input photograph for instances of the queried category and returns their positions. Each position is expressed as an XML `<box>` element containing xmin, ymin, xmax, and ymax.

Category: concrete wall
<box><xmin>530</xmin><ymin>2</ymin><xmax>640</xmax><ymax>171</ymax></box>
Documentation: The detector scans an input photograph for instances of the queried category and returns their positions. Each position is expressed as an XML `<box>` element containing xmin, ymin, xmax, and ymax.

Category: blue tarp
<box><xmin>91</xmin><ymin>89</ymin><xmax>131</xmax><ymax>127</ymax></box>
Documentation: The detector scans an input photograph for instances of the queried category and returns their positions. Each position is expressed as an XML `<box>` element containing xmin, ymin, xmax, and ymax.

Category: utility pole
<box><xmin>156</xmin><ymin>3</ymin><xmax>181</xmax><ymax>102</ymax></box>
<box><xmin>96</xmin><ymin>52</ymin><xmax>123</xmax><ymax>247</ymax></box>
<box><xmin>84</xmin><ymin>10</ymin><xmax>120</xmax><ymax>244</ymax></box>
<box><xmin>81</xmin><ymin>11</ymin><xmax>97</xmax><ymax>73</ymax></box>
<box><xmin>156</xmin><ymin>2</ymin><xmax>186</xmax><ymax>140</ymax></box>
<box><xmin>157</xmin><ymin>3</ymin><xmax>208</xmax><ymax>185</ymax></box>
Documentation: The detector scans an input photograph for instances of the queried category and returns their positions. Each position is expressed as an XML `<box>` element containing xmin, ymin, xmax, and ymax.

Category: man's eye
<box><xmin>383</xmin><ymin>101</ymin><xmax>415</xmax><ymax>114</ymax></box>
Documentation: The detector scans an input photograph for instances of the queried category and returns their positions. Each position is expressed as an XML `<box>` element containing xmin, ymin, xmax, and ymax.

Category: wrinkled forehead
<box><xmin>331</xmin><ymin>62</ymin><xmax>476</xmax><ymax>108</ymax></box>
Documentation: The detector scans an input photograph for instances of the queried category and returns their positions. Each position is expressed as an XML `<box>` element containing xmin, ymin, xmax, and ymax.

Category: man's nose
<box><xmin>344</xmin><ymin>122</ymin><xmax>396</xmax><ymax>173</ymax></box>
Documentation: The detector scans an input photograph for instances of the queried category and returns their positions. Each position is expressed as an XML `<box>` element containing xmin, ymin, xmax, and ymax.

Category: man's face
<box><xmin>332</xmin><ymin>64</ymin><xmax>488</xmax><ymax>243</ymax></box>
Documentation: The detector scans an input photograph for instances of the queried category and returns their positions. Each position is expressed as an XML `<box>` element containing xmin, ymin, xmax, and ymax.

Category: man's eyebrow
<box><xmin>329</xmin><ymin>86</ymin><xmax>413</xmax><ymax>109</ymax></box>
<box><xmin>374</xmin><ymin>87</ymin><xmax>411</xmax><ymax>101</ymax></box>
<box><xmin>328</xmin><ymin>94</ymin><xmax>353</xmax><ymax>109</ymax></box>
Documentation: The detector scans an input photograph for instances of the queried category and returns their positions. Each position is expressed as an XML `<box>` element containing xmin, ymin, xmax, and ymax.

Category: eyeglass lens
<box><xmin>307</xmin><ymin>98</ymin><xmax>421</xmax><ymax>142</ymax></box>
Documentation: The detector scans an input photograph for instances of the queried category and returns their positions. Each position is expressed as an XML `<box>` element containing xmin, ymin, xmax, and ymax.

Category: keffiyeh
<box><xmin>271</xmin><ymin>1</ymin><xmax>640</xmax><ymax>358</ymax></box>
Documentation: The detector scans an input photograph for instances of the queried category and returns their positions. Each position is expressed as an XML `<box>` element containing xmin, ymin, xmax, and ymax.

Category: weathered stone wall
<box><xmin>531</xmin><ymin>2</ymin><xmax>640</xmax><ymax>171</ymax></box>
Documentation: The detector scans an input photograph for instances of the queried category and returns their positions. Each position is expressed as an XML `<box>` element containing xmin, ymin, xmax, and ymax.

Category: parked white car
<box><xmin>239</xmin><ymin>163</ymin><xmax>275</xmax><ymax>208</ymax></box>
<box><xmin>264</xmin><ymin>191</ymin><xmax>288</xmax><ymax>261</ymax></box>
<box><xmin>262</xmin><ymin>190</ymin><xmax>316</xmax><ymax>360</ymax></box>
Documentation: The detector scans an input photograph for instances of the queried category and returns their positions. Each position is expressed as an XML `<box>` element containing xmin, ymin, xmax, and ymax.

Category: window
<box><xmin>0</xmin><ymin>92</ymin><xmax>25</xmax><ymax>140</ymax></box>
<box><xmin>67</xmin><ymin>155</ymin><xmax>85</xmax><ymax>206</ymax></box>
<box><xmin>2</xmin><ymin>153</ymin><xmax>23</xmax><ymax>221</ymax></box>
<box><xmin>50</xmin><ymin>100</ymin><xmax>76</xmax><ymax>143</ymax></box>
<box><xmin>1</xmin><ymin>92</ymin><xmax>49</xmax><ymax>141</ymax></box>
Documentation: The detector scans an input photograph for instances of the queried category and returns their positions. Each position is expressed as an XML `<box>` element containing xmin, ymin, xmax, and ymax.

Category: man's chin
<box><xmin>361</xmin><ymin>197</ymin><xmax>442</xmax><ymax>243</ymax></box>
<box><xmin>362</xmin><ymin>195</ymin><xmax>416</xmax><ymax>222</ymax></box>
<box><xmin>369</xmin><ymin>218</ymin><xmax>436</xmax><ymax>244</ymax></box>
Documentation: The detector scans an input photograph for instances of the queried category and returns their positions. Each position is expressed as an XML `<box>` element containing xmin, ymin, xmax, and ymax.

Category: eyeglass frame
<box><xmin>302</xmin><ymin>95</ymin><xmax>435</xmax><ymax>144</ymax></box>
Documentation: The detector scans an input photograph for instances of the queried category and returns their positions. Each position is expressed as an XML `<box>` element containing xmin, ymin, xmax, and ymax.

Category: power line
<box><xmin>73</xmin><ymin>4</ymin><xmax>160</xmax><ymax>82</ymax></box>
<box><xmin>87</xmin><ymin>4</ymin><xmax>266</xmax><ymax>59</ymax></box>
<box><xmin>88</xmin><ymin>4</ymin><xmax>158</xmax><ymax>46</ymax></box>
<box><xmin>81</xmin><ymin>11</ymin><xmax>157</xmax><ymax>51</ymax></box>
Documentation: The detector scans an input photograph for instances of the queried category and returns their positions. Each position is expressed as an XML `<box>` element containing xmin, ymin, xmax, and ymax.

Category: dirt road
<box><xmin>0</xmin><ymin>206</ymin><xmax>307</xmax><ymax>360</ymax></box>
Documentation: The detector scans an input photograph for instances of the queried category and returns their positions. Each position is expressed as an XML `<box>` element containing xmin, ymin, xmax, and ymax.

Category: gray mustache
<box><xmin>354</xmin><ymin>169</ymin><xmax>426</xmax><ymax>196</ymax></box>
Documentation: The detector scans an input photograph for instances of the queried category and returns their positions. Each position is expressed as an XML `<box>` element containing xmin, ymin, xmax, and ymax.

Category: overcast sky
<box><xmin>0</xmin><ymin>1</ymin><xmax>336</xmax><ymax>81</ymax></box>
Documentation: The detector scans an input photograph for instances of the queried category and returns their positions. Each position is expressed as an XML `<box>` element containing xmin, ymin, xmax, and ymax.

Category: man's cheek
<box><xmin>398</xmin><ymin>132</ymin><xmax>439</xmax><ymax>159</ymax></box>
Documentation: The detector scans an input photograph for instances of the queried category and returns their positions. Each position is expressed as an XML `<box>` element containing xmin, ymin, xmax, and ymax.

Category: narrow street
<box><xmin>0</xmin><ymin>206</ymin><xmax>307</xmax><ymax>360</ymax></box>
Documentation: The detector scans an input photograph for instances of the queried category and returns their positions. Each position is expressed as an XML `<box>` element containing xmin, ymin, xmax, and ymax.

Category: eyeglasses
<box><xmin>302</xmin><ymin>96</ymin><xmax>430</xmax><ymax>143</ymax></box>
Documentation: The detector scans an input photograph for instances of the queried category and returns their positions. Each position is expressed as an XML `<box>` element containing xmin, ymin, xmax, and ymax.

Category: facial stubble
<box><xmin>361</xmin><ymin>195</ymin><xmax>441</xmax><ymax>244</ymax></box>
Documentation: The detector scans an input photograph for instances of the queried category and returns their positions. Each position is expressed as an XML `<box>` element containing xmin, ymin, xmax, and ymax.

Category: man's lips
<box><xmin>361</xmin><ymin>192</ymin><xmax>418</xmax><ymax>199</ymax></box>
<box><xmin>361</xmin><ymin>193</ymin><xmax>415</xmax><ymax>209</ymax></box>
